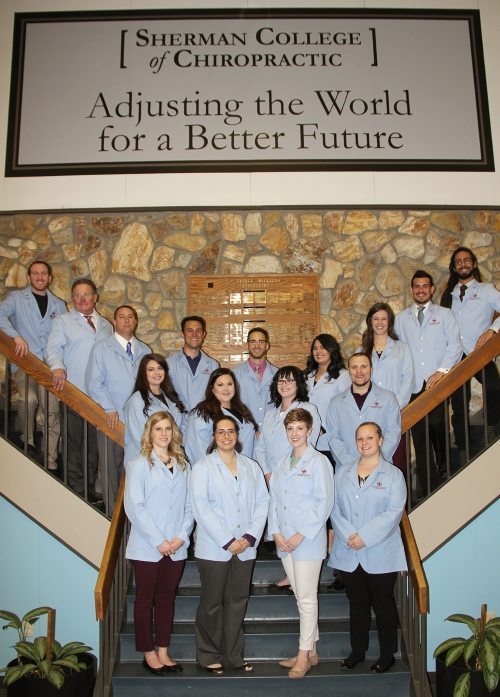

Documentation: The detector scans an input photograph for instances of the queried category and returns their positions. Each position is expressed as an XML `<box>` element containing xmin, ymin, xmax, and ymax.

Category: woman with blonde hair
<box><xmin>125</xmin><ymin>411</ymin><xmax>193</xmax><ymax>676</ymax></box>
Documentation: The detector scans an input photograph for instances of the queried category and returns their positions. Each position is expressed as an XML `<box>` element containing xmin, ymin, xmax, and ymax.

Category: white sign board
<box><xmin>6</xmin><ymin>9</ymin><xmax>493</xmax><ymax>175</ymax></box>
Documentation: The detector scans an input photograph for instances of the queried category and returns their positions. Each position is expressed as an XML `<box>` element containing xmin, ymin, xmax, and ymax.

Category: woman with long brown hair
<box><xmin>184</xmin><ymin>367</ymin><xmax>258</xmax><ymax>465</ymax></box>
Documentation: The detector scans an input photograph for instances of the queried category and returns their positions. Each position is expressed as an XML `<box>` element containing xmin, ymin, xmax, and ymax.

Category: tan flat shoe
<box><xmin>288</xmin><ymin>661</ymin><xmax>311</xmax><ymax>679</ymax></box>
<box><xmin>280</xmin><ymin>653</ymin><xmax>319</xmax><ymax>668</ymax></box>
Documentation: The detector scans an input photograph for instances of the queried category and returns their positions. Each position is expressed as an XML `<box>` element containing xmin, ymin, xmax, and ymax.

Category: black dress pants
<box><xmin>341</xmin><ymin>564</ymin><xmax>398</xmax><ymax>663</ymax></box>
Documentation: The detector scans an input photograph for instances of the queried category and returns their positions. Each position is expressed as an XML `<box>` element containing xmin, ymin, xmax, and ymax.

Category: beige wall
<box><xmin>0</xmin><ymin>0</ymin><xmax>499</xmax><ymax>211</ymax></box>
<box><xmin>1</xmin><ymin>207</ymin><xmax>498</xmax><ymax>366</ymax></box>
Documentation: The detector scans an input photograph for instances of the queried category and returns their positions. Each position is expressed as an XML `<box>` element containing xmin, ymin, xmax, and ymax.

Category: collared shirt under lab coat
<box><xmin>125</xmin><ymin>452</ymin><xmax>193</xmax><ymax>562</ymax></box>
<box><xmin>329</xmin><ymin>457</ymin><xmax>407</xmax><ymax>574</ymax></box>
<box><xmin>232</xmin><ymin>359</ymin><xmax>278</xmax><ymax>430</ymax></box>
<box><xmin>166</xmin><ymin>349</ymin><xmax>219</xmax><ymax>411</ymax></box>
<box><xmin>45</xmin><ymin>309</ymin><xmax>113</xmax><ymax>392</ymax></box>
<box><xmin>326</xmin><ymin>384</ymin><xmax>401</xmax><ymax>470</ymax></box>
<box><xmin>189</xmin><ymin>450</ymin><xmax>269</xmax><ymax>562</ymax></box>
<box><xmin>254</xmin><ymin>400</ymin><xmax>321</xmax><ymax>476</ymax></box>
<box><xmin>306</xmin><ymin>369</ymin><xmax>351</xmax><ymax>451</ymax></box>
<box><xmin>85</xmin><ymin>333</ymin><xmax>150</xmax><ymax>419</ymax></box>
<box><xmin>450</xmin><ymin>279</ymin><xmax>500</xmax><ymax>355</ymax></box>
<box><xmin>395</xmin><ymin>302</ymin><xmax>462</xmax><ymax>393</ymax></box>
<box><xmin>268</xmin><ymin>444</ymin><xmax>334</xmax><ymax>561</ymax></box>
<box><xmin>123</xmin><ymin>389</ymin><xmax>186</xmax><ymax>464</ymax></box>
<box><xmin>183</xmin><ymin>407</ymin><xmax>256</xmax><ymax>465</ymax></box>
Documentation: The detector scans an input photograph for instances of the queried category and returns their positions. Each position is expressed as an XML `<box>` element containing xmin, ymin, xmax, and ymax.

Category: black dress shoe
<box><xmin>162</xmin><ymin>662</ymin><xmax>183</xmax><ymax>673</ymax></box>
<box><xmin>142</xmin><ymin>658</ymin><xmax>170</xmax><ymax>675</ymax></box>
<box><xmin>340</xmin><ymin>653</ymin><xmax>365</xmax><ymax>670</ymax></box>
<box><xmin>200</xmin><ymin>664</ymin><xmax>224</xmax><ymax>675</ymax></box>
<box><xmin>370</xmin><ymin>656</ymin><xmax>395</xmax><ymax>673</ymax></box>
<box><xmin>270</xmin><ymin>582</ymin><xmax>293</xmax><ymax>593</ymax></box>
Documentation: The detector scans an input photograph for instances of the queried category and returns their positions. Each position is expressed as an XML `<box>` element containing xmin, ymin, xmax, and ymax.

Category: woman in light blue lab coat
<box><xmin>329</xmin><ymin>422</ymin><xmax>407</xmax><ymax>674</ymax></box>
<box><xmin>268</xmin><ymin>408</ymin><xmax>334</xmax><ymax>679</ymax></box>
<box><xmin>254</xmin><ymin>365</ymin><xmax>321</xmax><ymax>478</ymax></box>
<box><xmin>184</xmin><ymin>367</ymin><xmax>258</xmax><ymax>465</ymax></box>
<box><xmin>305</xmin><ymin>333</ymin><xmax>351</xmax><ymax>459</ymax></box>
<box><xmin>361</xmin><ymin>303</ymin><xmax>413</xmax><ymax>473</ymax></box>
<box><xmin>190</xmin><ymin>415</ymin><xmax>269</xmax><ymax>675</ymax></box>
<box><xmin>125</xmin><ymin>411</ymin><xmax>193</xmax><ymax>676</ymax></box>
<box><xmin>124</xmin><ymin>353</ymin><xmax>187</xmax><ymax>463</ymax></box>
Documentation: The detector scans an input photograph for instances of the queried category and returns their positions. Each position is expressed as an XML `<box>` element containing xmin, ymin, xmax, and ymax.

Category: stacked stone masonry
<box><xmin>0</xmin><ymin>208</ymin><xmax>498</xmax><ymax>379</ymax></box>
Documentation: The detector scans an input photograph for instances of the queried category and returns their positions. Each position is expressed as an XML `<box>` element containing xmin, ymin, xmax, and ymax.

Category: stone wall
<box><xmin>0</xmin><ymin>209</ymin><xmax>498</xmax><ymax>364</ymax></box>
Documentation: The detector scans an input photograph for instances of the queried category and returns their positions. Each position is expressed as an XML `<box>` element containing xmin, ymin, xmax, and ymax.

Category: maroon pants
<box><xmin>132</xmin><ymin>556</ymin><xmax>185</xmax><ymax>652</ymax></box>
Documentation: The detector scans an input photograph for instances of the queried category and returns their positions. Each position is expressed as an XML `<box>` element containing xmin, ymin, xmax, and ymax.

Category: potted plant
<box><xmin>434</xmin><ymin>604</ymin><xmax>500</xmax><ymax>697</ymax></box>
<box><xmin>0</xmin><ymin>606</ymin><xmax>96</xmax><ymax>696</ymax></box>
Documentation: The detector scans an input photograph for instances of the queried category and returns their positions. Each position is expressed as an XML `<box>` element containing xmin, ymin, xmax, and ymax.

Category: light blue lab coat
<box><xmin>326</xmin><ymin>384</ymin><xmax>401</xmax><ymax>470</ymax></box>
<box><xmin>0</xmin><ymin>287</ymin><xmax>66</xmax><ymax>360</ymax></box>
<box><xmin>366</xmin><ymin>338</ymin><xmax>414</xmax><ymax>409</ymax></box>
<box><xmin>329</xmin><ymin>457</ymin><xmax>407</xmax><ymax>574</ymax></box>
<box><xmin>232</xmin><ymin>359</ymin><xmax>278</xmax><ymax>430</ymax></box>
<box><xmin>45</xmin><ymin>310</ymin><xmax>113</xmax><ymax>392</ymax></box>
<box><xmin>184</xmin><ymin>407</ymin><xmax>256</xmax><ymax>465</ymax></box>
<box><xmin>395</xmin><ymin>303</ymin><xmax>462</xmax><ymax>393</ymax></box>
<box><xmin>254</xmin><ymin>400</ymin><xmax>321</xmax><ymax>476</ymax></box>
<box><xmin>450</xmin><ymin>279</ymin><xmax>500</xmax><ymax>355</ymax></box>
<box><xmin>166</xmin><ymin>349</ymin><xmax>219</xmax><ymax>411</ymax></box>
<box><xmin>306</xmin><ymin>369</ymin><xmax>351</xmax><ymax>451</ymax></box>
<box><xmin>190</xmin><ymin>451</ymin><xmax>269</xmax><ymax>562</ymax></box>
<box><xmin>123</xmin><ymin>390</ymin><xmax>186</xmax><ymax>464</ymax></box>
<box><xmin>125</xmin><ymin>453</ymin><xmax>193</xmax><ymax>562</ymax></box>
<box><xmin>268</xmin><ymin>444</ymin><xmax>334</xmax><ymax>560</ymax></box>
<box><xmin>85</xmin><ymin>334</ymin><xmax>150</xmax><ymax>418</ymax></box>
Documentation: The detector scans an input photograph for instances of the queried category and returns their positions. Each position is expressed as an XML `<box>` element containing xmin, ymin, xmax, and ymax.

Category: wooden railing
<box><xmin>0</xmin><ymin>330</ymin><xmax>124</xmax><ymax>444</ymax></box>
<box><xmin>2</xmin><ymin>328</ymin><xmax>498</xmax><ymax>697</ymax></box>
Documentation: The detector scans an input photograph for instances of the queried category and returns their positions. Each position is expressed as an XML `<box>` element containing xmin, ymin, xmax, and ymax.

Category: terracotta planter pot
<box><xmin>436</xmin><ymin>655</ymin><xmax>500</xmax><ymax>697</ymax></box>
<box><xmin>5</xmin><ymin>653</ymin><xmax>96</xmax><ymax>697</ymax></box>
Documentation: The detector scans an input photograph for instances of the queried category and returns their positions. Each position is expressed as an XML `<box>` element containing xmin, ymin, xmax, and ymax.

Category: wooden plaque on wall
<box><xmin>188</xmin><ymin>274</ymin><xmax>320</xmax><ymax>368</ymax></box>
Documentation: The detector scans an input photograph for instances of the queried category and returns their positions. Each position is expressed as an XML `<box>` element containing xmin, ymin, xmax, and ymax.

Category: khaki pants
<box><xmin>14</xmin><ymin>369</ymin><xmax>60</xmax><ymax>469</ymax></box>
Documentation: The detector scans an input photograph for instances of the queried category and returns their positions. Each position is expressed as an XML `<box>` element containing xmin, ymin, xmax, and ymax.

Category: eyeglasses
<box><xmin>215</xmin><ymin>429</ymin><xmax>237</xmax><ymax>436</ymax></box>
<box><xmin>73</xmin><ymin>292</ymin><xmax>95</xmax><ymax>299</ymax></box>
<box><xmin>277</xmin><ymin>378</ymin><xmax>296</xmax><ymax>385</ymax></box>
<box><xmin>454</xmin><ymin>257</ymin><xmax>474</xmax><ymax>267</ymax></box>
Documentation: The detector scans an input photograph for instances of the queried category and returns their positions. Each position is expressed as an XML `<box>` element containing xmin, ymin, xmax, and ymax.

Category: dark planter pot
<box><xmin>436</xmin><ymin>655</ymin><xmax>500</xmax><ymax>697</ymax></box>
<box><xmin>6</xmin><ymin>653</ymin><xmax>96</xmax><ymax>697</ymax></box>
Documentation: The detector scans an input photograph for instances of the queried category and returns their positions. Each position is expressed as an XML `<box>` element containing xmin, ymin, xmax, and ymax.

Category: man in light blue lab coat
<box><xmin>167</xmin><ymin>315</ymin><xmax>219</xmax><ymax>411</ymax></box>
<box><xmin>46</xmin><ymin>278</ymin><xmax>113</xmax><ymax>495</ymax></box>
<box><xmin>233</xmin><ymin>327</ymin><xmax>278</xmax><ymax>435</ymax></box>
<box><xmin>86</xmin><ymin>305</ymin><xmax>150</xmax><ymax>508</ymax></box>
<box><xmin>326</xmin><ymin>352</ymin><xmax>401</xmax><ymax>471</ymax></box>
<box><xmin>0</xmin><ymin>260</ymin><xmax>66</xmax><ymax>468</ymax></box>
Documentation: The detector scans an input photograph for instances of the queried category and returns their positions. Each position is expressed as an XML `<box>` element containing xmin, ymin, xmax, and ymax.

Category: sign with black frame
<box><xmin>5</xmin><ymin>8</ymin><xmax>494</xmax><ymax>176</ymax></box>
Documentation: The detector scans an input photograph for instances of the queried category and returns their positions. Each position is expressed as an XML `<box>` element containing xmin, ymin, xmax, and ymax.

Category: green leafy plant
<box><xmin>434</xmin><ymin>604</ymin><xmax>500</xmax><ymax>697</ymax></box>
<box><xmin>0</xmin><ymin>607</ymin><xmax>92</xmax><ymax>689</ymax></box>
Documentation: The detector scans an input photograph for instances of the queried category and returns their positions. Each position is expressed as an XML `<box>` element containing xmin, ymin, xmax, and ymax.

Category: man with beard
<box><xmin>440</xmin><ymin>247</ymin><xmax>500</xmax><ymax>459</ymax></box>
<box><xmin>0</xmin><ymin>260</ymin><xmax>66</xmax><ymax>468</ymax></box>
<box><xmin>326</xmin><ymin>352</ymin><xmax>401</xmax><ymax>471</ymax></box>
<box><xmin>233</xmin><ymin>327</ymin><xmax>277</xmax><ymax>437</ymax></box>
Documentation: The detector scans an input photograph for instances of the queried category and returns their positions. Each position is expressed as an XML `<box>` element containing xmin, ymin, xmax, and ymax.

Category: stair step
<box><xmin>113</xmin><ymin>659</ymin><xmax>410</xmax><ymax>697</ymax></box>
<box><xmin>119</xmin><ymin>626</ymin><xmax>398</xmax><ymax>662</ymax></box>
<box><xmin>126</xmin><ymin>591</ymin><xmax>349</xmax><ymax>623</ymax></box>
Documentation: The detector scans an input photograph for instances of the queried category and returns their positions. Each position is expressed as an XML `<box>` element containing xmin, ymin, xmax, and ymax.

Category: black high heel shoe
<box><xmin>340</xmin><ymin>653</ymin><xmax>365</xmax><ymax>670</ymax></box>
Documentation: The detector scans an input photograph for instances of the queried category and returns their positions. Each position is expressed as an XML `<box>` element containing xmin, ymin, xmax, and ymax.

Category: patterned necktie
<box><xmin>84</xmin><ymin>314</ymin><xmax>96</xmax><ymax>331</ymax></box>
<box><xmin>459</xmin><ymin>284</ymin><xmax>467</xmax><ymax>302</ymax></box>
<box><xmin>126</xmin><ymin>341</ymin><xmax>133</xmax><ymax>360</ymax></box>
<box><xmin>417</xmin><ymin>307</ymin><xmax>424</xmax><ymax>326</ymax></box>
